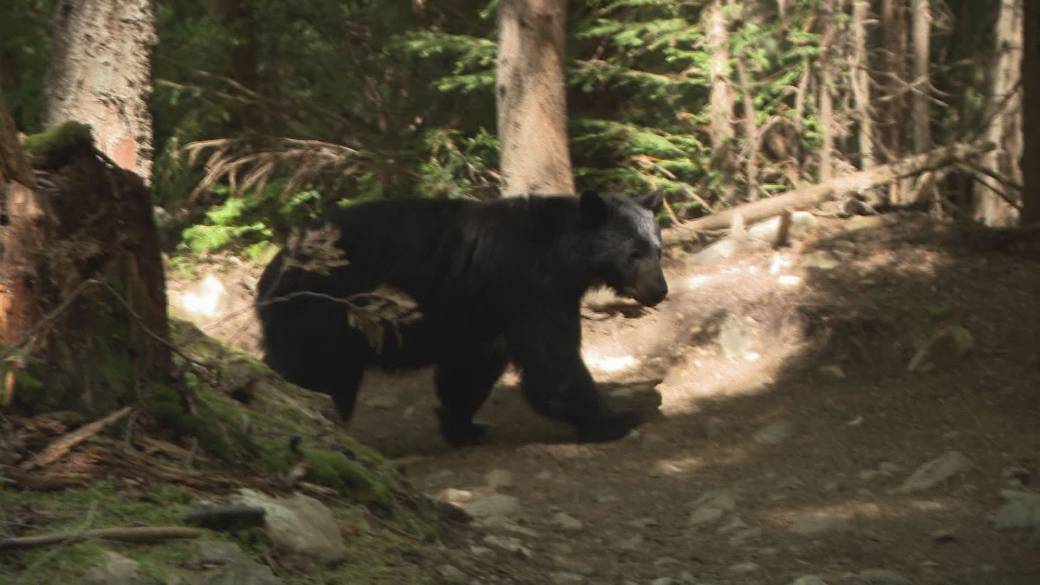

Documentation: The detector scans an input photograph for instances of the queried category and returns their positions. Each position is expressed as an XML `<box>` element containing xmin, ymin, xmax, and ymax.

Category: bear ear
<box><xmin>580</xmin><ymin>190</ymin><xmax>609</xmax><ymax>226</ymax></box>
<box><xmin>637</xmin><ymin>191</ymin><xmax>665</xmax><ymax>214</ymax></box>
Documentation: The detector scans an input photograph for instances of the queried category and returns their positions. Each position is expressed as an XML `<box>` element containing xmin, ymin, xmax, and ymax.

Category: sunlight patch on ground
<box><xmin>174</xmin><ymin>273</ymin><xmax>228</xmax><ymax>318</ymax></box>
<box><xmin>583</xmin><ymin>350</ymin><xmax>639</xmax><ymax>374</ymax></box>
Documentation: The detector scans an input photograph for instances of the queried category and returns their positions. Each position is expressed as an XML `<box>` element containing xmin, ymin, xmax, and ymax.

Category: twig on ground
<box><xmin>0</xmin><ymin>526</ymin><xmax>205</xmax><ymax>550</ymax></box>
<box><xmin>20</xmin><ymin>406</ymin><xmax>133</xmax><ymax>470</ymax></box>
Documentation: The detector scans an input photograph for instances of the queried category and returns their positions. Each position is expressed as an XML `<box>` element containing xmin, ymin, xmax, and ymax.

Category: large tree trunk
<box><xmin>851</xmin><ymin>0</ymin><xmax>876</xmax><ymax>170</ymax></box>
<box><xmin>0</xmin><ymin>112</ymin><xmax>169</xmax><ymax>416</ymax></box>
<box><xmin>879</xmin><ymin>0</ymin><xmax>910</xmax><ymax>203</ymax></box>
<box><xmin>911</xmin><ymin>0</ymin><xmax>932</xmax><ymax>155</ymax></box>
<box><xmin>976</xmin><ymin>0</ymin><xmax>1024</xmax><ymax>226</ymax></box>
<box><xmin>45</xmin><ymin>0</ymin><xmax>157</xmax><ymax>182</ymax></box>
<box><xmin>207</xmin><ymin>0</ymin><xmax>260</xmax><ymax>130</ymax></box>
<box><xmin>818</xmin><ymin>0</ymin><xmax>836</xmax><ymax>182</ymax></box>
<box><xmin>496</xmin><ymin>0</ymin><xmax>574</xmax><ymax>196</ymax></box>
<box><xmin>1024</xmin><ymin>0</ymin><xmax>1040</xmax><ymax>223</ymax></box>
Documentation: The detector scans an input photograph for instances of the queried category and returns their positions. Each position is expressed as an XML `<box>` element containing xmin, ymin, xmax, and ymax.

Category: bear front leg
<box><xmin>434</xmin><ymin>345</ymin><xmax>509</xmax><ymax>447</ymax></box>
<box><xmin>506</xmin><ymin>307</ymin><xmax>641</xmax><ymax>442</ymax></box>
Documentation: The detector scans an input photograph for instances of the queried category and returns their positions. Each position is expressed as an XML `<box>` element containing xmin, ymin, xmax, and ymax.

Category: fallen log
<box><xmin>20</xmin><ymin>406</ymin><xmax>133</xmax><ymax>470</ymax></box>
<box><xmin>664</xmin><ymin>141</ymin><xmax>995</xmax><ymax>245</ymax></box>
<box><xmin>0</xmin><ymin>526</ymin><xmax>205</xmax><ymax>550</ymax></box>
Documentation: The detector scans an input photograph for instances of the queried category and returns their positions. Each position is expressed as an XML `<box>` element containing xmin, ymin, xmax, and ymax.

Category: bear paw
<box><xmin>576</xmin><ymin>410</ymin><xmax>642</xmax><ymax>443</ymax></box>
<box><xmin>437</xmin><ymin>408</ymin><xmax>490</xmax><ymax>447</ymax></box>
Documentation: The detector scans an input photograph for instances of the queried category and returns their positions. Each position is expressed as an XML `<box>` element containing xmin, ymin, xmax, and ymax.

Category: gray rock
<box><xmin>907</xmin><ymin>326</ymin><xmax>974</xmax><ymax>372</ymax></box>
<box><xmin>688</xmin><ymin>490</ymin><xmax>736</xmax><ymax>526</ymax></box>
<box><xmin>800</xmin><ymin>251</ymin><xmax>841</xmax><ymax>270</ymax></box>
<box><xmin>857</xmin><ymin>568</ymin><xmax>911</xmax><ymax>585</ymax></box>
<box><xmin>819</xmin><ymin>364</ymin><xmax>846</xmax><ymax>379</ymax></box>
<box><xmin>692</xmin><ymin>238</ymin><xmax>739</xmax><ymax>265</ymax></box>
<box><xmin>790</xmin><ymin>511</ymin><xmax>849</xmax><ymax>535</ymax></box>
<box><xmin>728</xmin><ymin>561</ymin><xmax>761</xmax><ymax>574</ymax></box>
<box><xmin>185</xmin><ymin>541</ymin><xmax>283</xmax><ymax>585</ymax></box>
<box><xmin>84</xmin><ymin>551</ymin><xmax>158</xmax><ymax>585</ymax></box>
<box><xmin>893</xmin><ymin>451</ymin><xmax>972</xmax><ymax>494</ymax></box>
<box><xmin>753</xmin><ymin>420</ymin><xmax>794</xmax><ymax>445</ymax></box>
<box><xmin>989</xmin><ymin>490</ymin><xmax>1040</xmax><ymax>530</ymax></box>
<box><xmin>460</xmin><ymin>494</ymin><xmax>520</xmax><ymax>520</ymax></box>
<box><xmin>551</xmin><ymin>512</ymin><xmax>584</xmax><ymax>531</ymax></box>
<box><xmin>236</xmin><ymin>489</ymin><xmax>346</xmax><ymax>563</ymax></box>
<box><xmin>438</xmin><ymin>564</ymin><xmax>467</xmax><ymax>583</ymax></box>
<box><xmin>486</xmin><ymin>469</ymin><xmax>515</xmax><ymax>490</ymax></box>
<box><xmin>549</xmin><ymin>571</ymin><xmax>586</xmax><ymax>585</ymax></box>
<box><xmin>483</xmin><ymin>534</ymin><xmax>532</xmax><ymax>557</ymax></box>
<box><xmin>719</xmin><ymin>316</ymin><xmax>755</xmax><ymax>360</ymax></box>
<box><xmin>790</xmin><ymin>576</ymin><xmax>829</xmax><ymax>585</ymax></box>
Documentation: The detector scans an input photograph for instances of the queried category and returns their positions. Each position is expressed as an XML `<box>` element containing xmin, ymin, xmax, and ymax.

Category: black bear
<box><xmin>256</xmin><ymin>190</ymin><xmax>668</xmax><ymax>446</ymax></box>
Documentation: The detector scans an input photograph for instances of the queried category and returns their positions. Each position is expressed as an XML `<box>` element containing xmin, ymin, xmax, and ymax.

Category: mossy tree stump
<box><xmin>0</xmin><ymin>104</ymin><xmax>170</xmax><ymax>416</ymax></box>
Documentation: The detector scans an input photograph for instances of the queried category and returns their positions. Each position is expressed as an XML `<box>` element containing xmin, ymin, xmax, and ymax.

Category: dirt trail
<box><xmin>178</xmin><ymin>214</ymin><xmax>1040</xmax><ymax>585</ymax></box>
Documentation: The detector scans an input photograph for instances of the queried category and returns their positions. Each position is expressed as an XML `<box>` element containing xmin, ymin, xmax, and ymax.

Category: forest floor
<box><xmin>168</xmin><ymin>211</ymin><xmax>1040</xmax><ymax>585</ymax></box>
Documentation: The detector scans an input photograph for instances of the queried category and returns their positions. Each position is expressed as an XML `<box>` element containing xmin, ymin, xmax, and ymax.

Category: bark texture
<box><xmin>1024</xmin><ymin>0</ymin><xmax>1040</xmax><ymax>223</ymax></box>
<box><xmin>45</xmin><ymin>0</ymin><xmax>157</xmax><ymax>181</ymax></box>
<box><xmin>0</xmin><ymin>115</ymin><xmax>169</xmax><ymax>415</ymax></box>
<box><xmin>496</xmin><ymin>0</ymin><xmax>574</xmax><ymax>196</ymax></box>
<box><xmin>851</xmin><ymin>0</ymin><xmax>875</xmax><ymax>169</ymax></box>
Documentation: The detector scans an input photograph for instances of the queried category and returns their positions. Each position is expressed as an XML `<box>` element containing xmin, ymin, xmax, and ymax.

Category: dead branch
<box><xmin>0</xmin><ymin>526</ymin><xmax>205</xmax><ymax>550</ymax></box>
<box><xmin>20</xmin><ymin>406</ymin><xmax>132</xmax><ymax>470</ymax></box>
<box><xmin>664</xmin><ymin>141</ymin><xmax>995</xmax><ymax>244</ymax></box>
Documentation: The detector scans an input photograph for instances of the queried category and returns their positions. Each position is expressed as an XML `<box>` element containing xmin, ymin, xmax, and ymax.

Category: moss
<box><xmin>22</xmin><ymin>121</ymin><xmax>94</xmax><ymax>169</ymax></box>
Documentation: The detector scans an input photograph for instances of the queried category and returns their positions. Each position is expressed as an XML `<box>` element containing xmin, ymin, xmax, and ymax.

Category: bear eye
<box><xmin>628</xmin><ymin>250</ymin><xmax>644</xmax><ymax>262</ymax></box>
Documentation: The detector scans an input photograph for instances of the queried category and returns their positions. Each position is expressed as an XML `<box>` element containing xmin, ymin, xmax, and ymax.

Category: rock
<box><xmin>790</xmin><ymin>576</ymin><xmax>829</xmax><ymax>585</ymax></box>
<box><xmin>614</xmin><ymin>534</ymin><xmax>644</xmax><ymax>551</ymax></box>
<box><xmin>84</xmin><ymin>551</ymin><xmax>157</xmax><ymax>585</ymax></box>
<box><xmin>857</xmin><ymin>568</ymin><xmax>911</xmax><ymax>585</ymax></box>
<box><xmin>185</xmin><ymin>541</ymin><xmax>284</xmax><ymax>585</ymax></box>
<box><xmin>549</xmin><ymin>571</ymin><xmax>586</xmax><ymax>585</ymax></box>
<box><xmin>460</xmin><ymin>494</ymin><xmax>520</xmax><ymax>520</ymax></box>
<box><xmin>907</xmin><ymin>326</ymin><xmax>974</xmax><ymax>372</ymax></box>
<box><xmin>688</xmin><ymin>490</ymin><xmax>736</xmax><ymax>526</ymax></box>
<box><xmin>718</xmin><ymin>314</ymin><xmax>756</xmax><ymax>360</ymax></box>
<box><xmin>692</xmin><ymin>238</ymin><xmax>739</xmax><ymax>265</ymax></box>
<box><xmin>235</xmin><ymin>489</ymin><xmax>346</xmax><ymax>563</ymax></box>
<box><xmin>747</xmin><ymin>211</ymin><xmax>818</xmax><ymax>242</ymax></box>
<box><xmin>474</xmin><ymin>515</ymin><xmax>540</xmax><ymax>537</ymax></box>
<box><xmin>484</xmin><ymin>535</ymin><xmax>532</xmax><ymax>557</ymax></box>
<box><xmin>551</xmin><ymin>512</ymin><xmax>584</xmax><ymax>531</ymax></box>
<box><xmin>790</xmin><ymin>510</ymin><xmax>849</xmax><ymax>535</ymax></box>
<box><xmin>728</xmin><ymin>561</ymin><xmax>761</xmax><ymax>574</ymax></box>
<box><xmin>989</xmin><ymin>490</ymin><xmax>1040</xmax><ymax>530</ymax></box>
<box><xmin>436</xmin><ymin>487</ymin><xmax>474</xmax><ymax>505</ymax></box>
<box><xmin>800</xmin><ymin>250</ymin><xmax>841</xmax><ymax>270</ymax></box>
<box><xmin>753</xmin><ymin>420</ymin><xmax>794</xmax><ymax>445</ymax></box>
<box><xmin>438</xmin><ymin>564</ymin><xmax>467</xmax><ymax>583</ymax></box>
<box><xmin>893</xmin><ymin>451</ymin><xmax>972</xmax><ymax>494</ymax></box>
<box><xmin>486</xmin><ymin>469</ymin><xmax>515</xmax><ymax>490</ymax></box>
<box><xmin>819</xmin><ymin>364</ymin><xmax>846</xmax><ymax>379</ymax></box>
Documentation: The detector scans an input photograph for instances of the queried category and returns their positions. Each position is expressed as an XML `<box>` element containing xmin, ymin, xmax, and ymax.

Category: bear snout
<box><xmin>635</xmin><ymin>278</ymin><xmax>668</xmax><ymax>307</ymax></box>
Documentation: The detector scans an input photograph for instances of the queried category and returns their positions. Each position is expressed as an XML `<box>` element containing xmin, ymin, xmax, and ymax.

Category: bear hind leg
<box><xmin>434</xmin><ymin>346</ymin><xmax>508</xmax><ymax>447</ymax></box>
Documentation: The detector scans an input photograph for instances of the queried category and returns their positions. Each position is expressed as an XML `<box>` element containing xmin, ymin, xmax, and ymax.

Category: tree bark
<box><xmin>911</xmin><ymin>0</ymin><xmax>932</xmax><ymax>154</ymax></box>
<box><xmin>818</xmin><ymin>0</ymin><xmax>836</xmax><ymax>181</ymax></box>
<box><xmin>0</xmin><ymin>107</ymin><xmax>170</xmax><ymax>415</ymax></box>
<box><xmin>879</xmin><ymin>0</ymin><xmax>909</xmax><ymax>202</ymax></box>
<box><xmin>664</xmin><ymin>141</ymin><xmax>995</xmax><ymax>242</ymax></box>
<box><xmin>976</xmin><ymin>0</ymin><xmax>1024</xmax><ymax>226</ymax></box>
<box><xmin>851</xmin><ymin>0</ymin><xmax>876</xmax><ymax>169</ymax></box>
<box><xmin>496</xmin><ymin>0</ymin><xmax>574</xmax><ymax>196</ymax></box>
<box><xmin>1024</xmin><ymin>0</ymin><xmax>1040</xmax><ymax>223</ymax></box>
<box><xmin>705</xmin><ymin>0</ymin><xmax>735</xmax><ymax>151</ymax></box>
<box><xmin>45</xmin><ymin>0</ymin><xmax>157</xmax><ymax>182</ymax></box>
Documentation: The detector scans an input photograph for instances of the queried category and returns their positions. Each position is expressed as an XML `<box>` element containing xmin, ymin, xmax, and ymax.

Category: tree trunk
<box><xmin>851</xmin><ymin>0</ymin><xmax>876</xmax><ymax>169</ymax></box>
<box><xmin>0</xmin><ymin>112</ymin><xmax>169</xmax><ymax>415</ymax></box>
<box><xmin>496</xmin><ymin>0</ymin><xmax>574</xmax><ymax>196</ymax></box>
<box><xmin>45</xmin><ymin>0</ymin><xmax>157</xmax><ymax>182</ymax></box>
<box><xmin>911</xmin><ymin>0</ymin><xmax>932</xmax><ymax>154</ymax></box>
<box><xmin>705</xmin><ymin>0</ymin><xmax>734</xmax><ymax>151</ymax></box>
<box><xmin>206</xmin><ymin>0</ymin><xmax>260</xmax><ymax>130</ymax></box>
<box><xmin>879</xmin><ymin>0</ymin><xmax>909</xmax><ymax>203</ymax></box>
<box><xmin>976</xmin><ymin>0</ymin><xmax>1024</xmax><ymax>226</ymax></box>
<box><xmin>1024</xmin><ymin>0</ymin><xmax>1040</xmax><ymax>223</ymax></box>
<box><xmin>818</xmin><ymin>0</ymin><xmax>836</xmax><ymax>182</ymax></box>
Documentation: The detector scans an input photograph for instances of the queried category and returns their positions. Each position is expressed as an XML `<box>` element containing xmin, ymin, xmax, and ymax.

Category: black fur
<box><xmin>256</xmin><ymin>191</ymin><xmax>668</xmax><ymax>446</ymax></box>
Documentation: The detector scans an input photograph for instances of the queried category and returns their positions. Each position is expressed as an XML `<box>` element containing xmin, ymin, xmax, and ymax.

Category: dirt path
<box><xmin>178</xmin><ymin>214</ymin><xmax>1040</xmax><ymax>585</ymax></box>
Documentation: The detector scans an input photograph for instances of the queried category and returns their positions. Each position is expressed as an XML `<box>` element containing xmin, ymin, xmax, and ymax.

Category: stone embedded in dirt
<box><xmin>474</xmin><ymin>515</ymin><xmax>540</xmax><ymax>537</ymax></box>
<box><xmin>789</xmin><ymin>510</ymin><xmax>850</xmax><ymax>535</ymax></box>
<box><xmin>989</xmin><ymin>490</ymin><xmax>1040</xmax><ymax>531</ymax></box>
<box><xmin>486</xmin><ymin>469</ymin><xmax>515</xmax><ymax>490</ymax></box>
<box><xmin>436</xmin><ymin>487</ymin><xmax>474</xmax><ymax>505</ymax></box>
<box><xmin>800</xmin><ymin>250</ymin><xmax>842</xmax><ymax>270</ymax></box>
<box><xmin>819</xmin><ymin>364</ymin><xmax>846</xmax><ymax>379</ymax></box>
<box><xmin>614</xmin><ymin>534</ymin><xmax>645</xmax><ymax>551</ymax></box>
<box><xmin>84</xmin><ymin>551</ymin><xmax>157</xmax><ymax>585</ymax></box>
<box><xmin>549</xmin><ymin>571</ymin><xmax>586</xmax><ymax>585</ymax></box>
<box><xmin>691</xmin><ymin>238</ymin><xmax>740</xmax><ymax>265</ymax></box>
<box><xmin>460</xmin><ymin>494</ymin><xmax>521</xmax><ymax>520</ymax></box>
<box><xmin>893</xmin><ymin>451</ymin><xmax>972</xmax><ymax>494</ymax></box>
<box><xmin>718</xmin><ymin>315</ymin><xmax>756</xmax><ymax>360</ymax></box>
<box><xmin>551</xmin><ymin>512</ymin><xmax>584</xmax><ymax>531</ymax></box>
<box><xmin>187</xmin><ymin>541</ymin><xmax>283</xmax><ymax>585</ymax></box>
<box><xmin>753</xmin><ymin>420</ymin><xmax>795</xmax><ymax>445</ymax></box>
<box><xmin>729</xmin><ymin>561</ymin><xmax>761</xmax><ymax>574</ymax></box>
<box><xmin>235</xmin><ymin>489</ymin><xmax>346</xmax><ymax>564</ymax></box>
<box><xmin>907</xmin><ymin>325</ymin><xmax>975</xmax><ymax>373</ymax></box>
<box><xmin>688</xmin><ymin>490</ymin><xmax>737</xmax><ymax>526</ymax></box>
<box><xmin>790</xmin><ymin>575</ymin><xmax>829</xmax><ymax>585</ymax></box>
<box><xmin>434</xmin><ymin>564</ymin><xmax>465</xmax><ymax>584</ymax></box>
<box><xmin>483</xmin><ymin>534</ymin><xmax>533</xmax><ymax>557</ymax></box>
<box><xmin>856</xmin><ymin>568</ymin><xmax>912</xmax><ymax>585</ymax></box>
